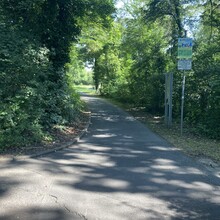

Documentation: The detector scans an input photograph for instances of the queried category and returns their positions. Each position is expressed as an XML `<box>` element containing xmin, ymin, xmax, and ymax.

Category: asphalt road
<box><xmin>0</xmin><ymin>95</ymin><xmax>220</xmax><ymax>220</ymax></box>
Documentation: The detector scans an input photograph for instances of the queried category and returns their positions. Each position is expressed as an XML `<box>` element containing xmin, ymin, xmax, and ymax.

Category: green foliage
<box><xmin>0</xmin><ymin>0</ymin><xmax>115</xmax><ymax>148</ymax></box>
<box><xmin>121</xmin><ymin>16</ymin><xmax>167</xmax><ymax>111</ymax></box>
<box><xmin>66</xmin><ymin>45</ymin><xmax>93</xmax><ymax>85</ymax></box>
<box><xmin>177</xmin><ymin>0</ymin><xmax>220</xmax><ymax>138</ymax></box>
<box><xmin>77</xmin><ymin>0</ymin><xmax>220</xmax><ymax>139</ymax></box>
<box><xmin>2</xmin><ymin>0</ymin><xmax>216</xmax><ymax>146</ymax></box>
<box><xmin>145</xmin><ymin>0</ymin><xmax>184</xmax><ymax>36</ymax></box>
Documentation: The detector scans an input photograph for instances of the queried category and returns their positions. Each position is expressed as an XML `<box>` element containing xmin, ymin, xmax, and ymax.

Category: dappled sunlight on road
<box><xmin>0</xmin><ymin>95</ymin><xmax>220</xmax><ymax>219</ymax></box>
<box><xmin>93</xmin><ymin>133</ymin><xmax>117</xmax><ymax>138</ymax></box>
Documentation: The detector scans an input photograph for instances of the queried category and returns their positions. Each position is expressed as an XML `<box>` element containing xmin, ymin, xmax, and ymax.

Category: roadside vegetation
<box><xmin>74</xmin><ymin>85</ymin><xmax>97</xmax><ymax>95</ymax></box>
<box><xmin>71</xmin><ymin>0</ymin><xmax>219</xmax><ymax>141</ymax></box>
<box><xmin>1</xmin><ymin>0</ymin><xmax>219</xmax><ymax>159</ymax></box>
<box><xmin>75</xmin><ymin>85</ymin><xmax>220</xmax><ymax>164</ymax></box>
<box><xmin>0</xmin><ymin>0</ymin><xmax>114</xmax><ymax>150</ymax></box>
<box><xmin>110</xmin><ymin>100</ymin><xmax>220</xmax><ymax>163</ymax></box>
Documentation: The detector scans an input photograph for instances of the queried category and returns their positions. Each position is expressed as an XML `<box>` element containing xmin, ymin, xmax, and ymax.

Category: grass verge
<box><xmin>74</xmin><ymin>85</ymin><xmax>97</xmax><ymax>95</ymax></box>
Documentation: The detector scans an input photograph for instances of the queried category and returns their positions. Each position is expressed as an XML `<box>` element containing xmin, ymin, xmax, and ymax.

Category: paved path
<box><xmin>0</xmin><ymin>95</ymin><xmax>220</xmax><ymax>220</ymax></box>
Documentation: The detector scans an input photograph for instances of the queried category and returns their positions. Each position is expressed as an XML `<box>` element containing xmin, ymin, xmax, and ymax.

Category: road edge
<box><xmin>0</xmin><ymin>113</ymin><xmax>91</xmax><ymax>163</ymax></box>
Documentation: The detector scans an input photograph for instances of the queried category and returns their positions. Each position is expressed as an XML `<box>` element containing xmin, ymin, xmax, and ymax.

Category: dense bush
<box><xmin>0</xmin><ymin>0</ymin><xmax>115</xmax><ymax>148</ymax></box>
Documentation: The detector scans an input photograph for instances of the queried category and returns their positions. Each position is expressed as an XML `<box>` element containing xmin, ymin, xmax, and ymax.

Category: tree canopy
<box><xmin>69</xmin><ymin>0</ymin><xmax>220</xmax><ymax>139</ymax></box>
<box><xmin>1</xmin><ymin>0</ymin><xmax>219</xmax><ymax>149</ymax></box>
<box><xmin>0</xmin><ymin>0</ymin><xmax>115</xmax><ymax>147</ymax></box>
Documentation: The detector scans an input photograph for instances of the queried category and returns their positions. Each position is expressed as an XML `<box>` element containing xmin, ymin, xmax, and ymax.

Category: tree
<box><xmin>0</xmin><ymin>0</ymin><xmax>115</xmax><ymax>147</ymax></box>
<box><xmin>187</xmin><ymin>0</ymin><xmax>220</xmax><ymax>138</ymax></box>
<box><xmin>75</xmin><ymin>15</ymin><xmax>124</xmax><ymax>95</ymax></box>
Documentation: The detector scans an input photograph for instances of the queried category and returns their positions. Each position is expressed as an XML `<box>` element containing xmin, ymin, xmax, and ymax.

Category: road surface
<box><xmin>0</xmin><ymin>95</ymin><xmax>220</xmax><ymax>219</ymax></box>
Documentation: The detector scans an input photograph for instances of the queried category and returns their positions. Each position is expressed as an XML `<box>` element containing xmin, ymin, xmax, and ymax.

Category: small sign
<box><xmin>178</xmin><ymin>38</ymin><xmax>193</xmax><ymax>59</ymax></box>
<box><xmin>178</xmin><ymin>59</ymin><xmax>192</xmax><ymax>70</ymax></box>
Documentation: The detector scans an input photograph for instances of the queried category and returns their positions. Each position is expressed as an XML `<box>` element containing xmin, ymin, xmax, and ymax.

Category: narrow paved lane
<box><xmin>0</xmin><ymin>95</ymin><xmax>220</xmax><ymax>219</ymax></box>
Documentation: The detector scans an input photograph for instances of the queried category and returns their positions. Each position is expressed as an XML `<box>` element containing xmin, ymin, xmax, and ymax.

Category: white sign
<box><xmin>178</xmin><ymin>59</ymin><xmax>192</xmax><ymax>70</ymax></box>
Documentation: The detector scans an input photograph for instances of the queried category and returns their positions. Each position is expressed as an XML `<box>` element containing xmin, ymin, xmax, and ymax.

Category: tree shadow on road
<box><xmin>1</xmin><ymin>96</ymin><xmax>220</xmax><ymax>219</ymax></box>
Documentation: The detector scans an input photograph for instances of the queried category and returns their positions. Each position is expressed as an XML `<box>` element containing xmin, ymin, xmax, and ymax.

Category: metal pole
<box><xmin>168</xmin><ymin>72</ymin><xmax>173</xmax><ymax>127</ymax></box>
<box><xmin>180</xmin><ymin>71</ymin><xmax>186</xmax><ymax>136</ymax></box>
<box><xmin>180</xmin><ymin>29</ymin><xmax>187</xmax><ymax>136</ymax></box>
<box><xmin>165</xmin><ymin>73</ymin><xmax>168</xmax><ymax>126</ymax></box>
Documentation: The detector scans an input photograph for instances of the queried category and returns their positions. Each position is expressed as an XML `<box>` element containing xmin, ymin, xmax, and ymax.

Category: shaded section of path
<box><xmin>0</xmin><ymin>95</ymin><xmax>220</xmax><ymax>219</ymax></box>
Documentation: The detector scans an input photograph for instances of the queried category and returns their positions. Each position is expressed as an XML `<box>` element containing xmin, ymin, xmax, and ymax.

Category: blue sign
<box><xmin>178</xmin><ymin>38</ymin><xmax>193</xmax><ymax>59</ymax></box>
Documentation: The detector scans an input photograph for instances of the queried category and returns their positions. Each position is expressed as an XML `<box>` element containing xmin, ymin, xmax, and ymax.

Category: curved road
<box><xmin>0</xmin><ymin>95</ymin><xmax>220</xmax><ymax>219</ymax></box>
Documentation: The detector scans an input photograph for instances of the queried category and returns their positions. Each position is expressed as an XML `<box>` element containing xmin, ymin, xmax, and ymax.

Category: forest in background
<box><xmin>71</xmin><ymin>0</ymin><xmax>220</xmax><ymax>139</ymax></box>
<box><xmin>0</xmin><ymin>0</ymin><xmax>219</xmax><ymax>149</ymax></box>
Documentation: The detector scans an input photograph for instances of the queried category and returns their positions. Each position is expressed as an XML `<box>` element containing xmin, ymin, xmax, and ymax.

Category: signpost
<box><xmin>165</xmin><ymin>73</ymin><xmax>173</xmax><ymax>127</ymax></box>
<box><xmin>178</xmin><ymin>59</ymin><xmax>192</xmax><ymax>70</ymax></box>
<box><xmin>178</xmin><ymin>36</ymin><xmax>193</xmax><ymax>135</ymax></box>
<box><xmin>178</xmin><ymin>38</ymin><xmax>193</xmax><ymax>59</ymax></box>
